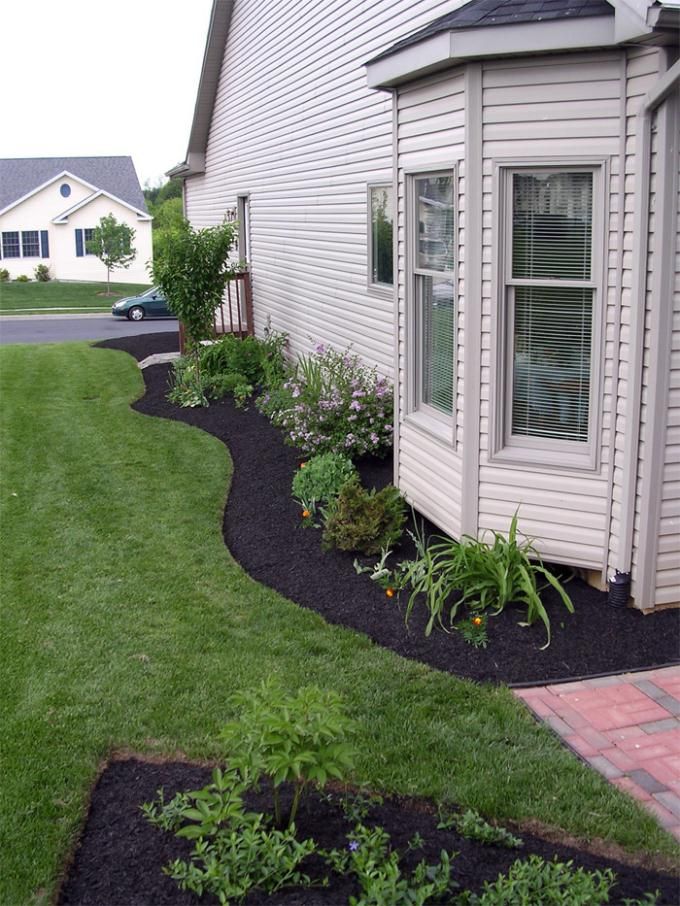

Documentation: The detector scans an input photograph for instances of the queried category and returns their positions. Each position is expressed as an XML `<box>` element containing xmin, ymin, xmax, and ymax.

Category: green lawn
<box><xmin>0</xmin><ymin>280</ymin><xmax>151</xmax><ymax>313</ymax></box>
<box><xmin>0</xmin><ymin>343</ymin><xmax>675</xmax><ymax>905</ymax></box>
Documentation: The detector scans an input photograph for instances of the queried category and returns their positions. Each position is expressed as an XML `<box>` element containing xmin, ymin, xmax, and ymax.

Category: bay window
<box><xmin>411</xmin><ymin>171</ymin><xmax>455</xmax><ymax>419</ymax></box>
<box><xmin>497</xmin><ymin>165</ymin><xmax>601</xmax><ymax>467</ymax></box>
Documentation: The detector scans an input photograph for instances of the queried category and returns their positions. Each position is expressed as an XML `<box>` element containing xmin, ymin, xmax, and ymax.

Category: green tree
<box><xmin>150</xmin><ymin>196</ymin><xmax>186</xmax><ymax>259</ymax></box>
<box><xmin>150</xmin><ymin>220</ymin><xmax>238</xmax><ymax>378</ymax></box>
<box><xmin>87</xmin><ymin>214</ymin><xmax>136</xmax><ymax>295</ymax></box>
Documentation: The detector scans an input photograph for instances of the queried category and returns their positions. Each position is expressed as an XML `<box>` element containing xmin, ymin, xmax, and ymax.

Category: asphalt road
<box><xmin>0</xmin><ymin>314</ymin><xmax>180</xmax><ymax>345</ymax></box>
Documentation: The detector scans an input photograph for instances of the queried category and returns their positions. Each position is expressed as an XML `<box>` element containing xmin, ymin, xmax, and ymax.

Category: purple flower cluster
<box><xmin>257</xmin><ymin>343</ymin><xmax>393</xmax><ymax>458</ymax></box>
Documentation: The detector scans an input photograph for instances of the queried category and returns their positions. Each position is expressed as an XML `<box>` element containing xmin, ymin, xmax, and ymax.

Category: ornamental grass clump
<box><xmin>257</xmin><ymin>342</ymin><xmax>393</xmax><ymax>458</ymax></box>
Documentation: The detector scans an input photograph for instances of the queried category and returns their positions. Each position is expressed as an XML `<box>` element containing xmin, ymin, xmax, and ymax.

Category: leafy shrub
<box><xmin>34</xmin><ymin>264</ymin><xmax>50</xmax><ymax>282</ymax></box>
<box><xmin>167</xmin><ymin>357</ymin><xmax>208</xmax><ymax>408</ymax></box>
<box><xmin>220</xmin><ymin>679</ymin><xmax>356</xmax><ymax>828</ymax></box>
<box><xmin>144</xmin><ymin>767</ymin><xmax>316</xmax><ymax>904</ymax></box>
<box><xmin>322</xmin><ymin>477</ymin><xmax>406</xmax><ymax>556</ymax></box>
<box><xmin>325</xmin><ymin>822</ymin><xmax>455</xmax><ymax>906</ymax></box>
<box><xmin>403</xmin><ymin>512</ymin><xmax>573</xmax><ymax>647</ymax></box>
<box><xmin>454</xmin><ymin>855</ymin><xmax>658</xmax><ymax>905</ymax></box>
<box><xmin>14</xmin><ymin>274</ymin><xmax>30</xmax><ymax>283</ymax></box>
<box><xmin>292</xmin><ymin>452</ymin><xmax>356</xmax><ymax>515</ymax></box>
<box><xmin>0</xmin><ymin>268</ymin><xmax>9</xmax><ymax>282</ymax></box>
<box><xmin>205</xmin><ymin>371</ymin><xmax>250</xmax><ymax>399</ymax></box>
<box><xmin>437</xmin><ymin>806</ymin><xmax>522</xmax><ymax>848</ymax></box>
<box><xmin>257</xmin><ymin>342</ymin><xmax>393</xmax><ymax>458</ymax></box>
<box><xmin>201</xmin><ymin>334</ymin><xmax>268</xmax><ymax>385</ymax></box>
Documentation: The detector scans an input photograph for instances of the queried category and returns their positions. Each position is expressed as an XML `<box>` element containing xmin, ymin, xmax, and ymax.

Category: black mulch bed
<box><xmin>58</xmin><ymin>758</ymin><xmax>679</xmax><ymax>906</ymax></box>
<box><xmin>96</xmin><ymin>334</ymin><xmax>680</xmax><ymax>685</ymax></box>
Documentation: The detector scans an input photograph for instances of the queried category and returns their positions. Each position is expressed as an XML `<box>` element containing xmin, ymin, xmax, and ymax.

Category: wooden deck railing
<box><xmin>179</xmin><ymin>271</ymin><xmax>254</xmax><ymax>353</ymax></box>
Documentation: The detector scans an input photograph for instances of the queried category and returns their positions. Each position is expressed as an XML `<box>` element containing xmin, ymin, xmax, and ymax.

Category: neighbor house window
<box><xmin>368</xmin><ymin>185</ymin><xmax>393</xmax><ymax>288</ymax></box>
<box><xmin>21</xmin><ymin>230</ymin><xmax>40</xmax><ymax>258</ymax></box>
<box><xmin>2</xmin><ymin>232</ymin><xmax>20</xmax><ymax>258</ymax></box>
<box><xmin>500</xmin><ymin>167</ymin><xmax>599</xmax><ymax>458</ymax></box>
<box><xmin>84</xmin><ymin>228</ymin><xmax>95</xmax><ymax>255</ymax></box>
<box><xmin>411</xmin><ymin>172</ymin><xmax>455</xmax><ymax>416</ymax></box>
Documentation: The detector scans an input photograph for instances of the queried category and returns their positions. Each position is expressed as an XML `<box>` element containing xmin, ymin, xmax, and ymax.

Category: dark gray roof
<box><xmin>0</xmin><ymin>156</ymin><xmax>147</xmax><ymax>213</ymax></box>
<box><xmin>370</xmin><ymin>0</ymin><xmax>614</xmax><ymax>62</ymax></box>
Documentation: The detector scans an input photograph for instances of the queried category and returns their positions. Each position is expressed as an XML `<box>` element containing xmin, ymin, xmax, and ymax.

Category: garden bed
<box><xmin>58</xmin><ymin>757</ymin><xmax>678</xmax><ymax>905</ymax></box>
<box><xmin>97</xmin><ymin>334</ymin><xmax>679</xmax><ymax>685</ymax></box>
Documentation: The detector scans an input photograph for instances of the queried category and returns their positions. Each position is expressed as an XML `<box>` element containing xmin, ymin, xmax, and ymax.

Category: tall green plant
<box><xmin>87</xmin><ymin>214</ymin><xmax>136</xmax><ymax>295</ymax></box>
<box><xmin>150</xmin><ymin>220</ymin><xmax>237</xmax><ymax>378</ymax></box>
<box><xmin>404</xmin><ymin>513</ymin><xmax>574</xmax><ymax>648</ymax></box>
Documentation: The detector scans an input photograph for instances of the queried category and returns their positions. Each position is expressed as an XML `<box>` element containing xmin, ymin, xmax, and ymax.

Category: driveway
<box><xmin>0</xmin><ymin>313</ymin><xmax>179</xmax><ymax>346</ymax></box>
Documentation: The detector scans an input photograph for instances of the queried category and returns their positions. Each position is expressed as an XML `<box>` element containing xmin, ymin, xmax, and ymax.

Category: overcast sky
<box><xmin>1</xmin><ymin>0</ymin><xmax>214</xmax><ymax>187</ymax></box>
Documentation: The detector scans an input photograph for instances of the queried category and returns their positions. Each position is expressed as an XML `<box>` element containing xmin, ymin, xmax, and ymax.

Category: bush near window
<box><xmin>34</xmin><ymin>264</ymin><xmax>50</xmax><ymax>282</ymax></box>
<box><xmin>322</xmin><ymin>476</ymin><xmax>406</xmax><ymax>556</ymax></box>
<box><xmin>0</xmin><ymin>268</ymin><xmax>9</xmax><ymax>282</ymax></box>
<box><xmin>257</xmin><ymin>343</ymin><xmax>393</xmax><ymax>459</ymax></box>
<box><xmin>14</xmin><ymin>274</ymin><xmax>30</xmax><ymax>283</ymax></box>
<box><xmin>291</xmin><ymin>453</ymin><xmax>357</xmax><ymax>517</ymax></box>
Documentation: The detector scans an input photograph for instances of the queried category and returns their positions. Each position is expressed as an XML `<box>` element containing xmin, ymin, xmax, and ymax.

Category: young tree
<box><xmin>87</xmin><ymin>214</ymin><xmax>136</xmax><ymax>294</ymax></box>
<box><xmin>150</xmin><ymin>220</ymin><xmax>238</xmax><ymax>377</ymax></box>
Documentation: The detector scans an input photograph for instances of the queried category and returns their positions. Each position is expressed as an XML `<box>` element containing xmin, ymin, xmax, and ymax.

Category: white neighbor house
<box><xmin>0</xmin><ymin>157</ymin><xmax>152</xmax><ymax>284</ymax></box>
<box><xmin>170</xmin><ymin>0</ymin><xmax>680</xmax><ymax>612</ymax></box>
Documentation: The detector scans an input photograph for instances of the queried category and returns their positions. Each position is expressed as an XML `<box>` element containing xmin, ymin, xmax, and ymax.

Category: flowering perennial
<box><xmin>257</xmin><ymin>344</ymin><xmax>393</xmax><ymax>459</ymax></box>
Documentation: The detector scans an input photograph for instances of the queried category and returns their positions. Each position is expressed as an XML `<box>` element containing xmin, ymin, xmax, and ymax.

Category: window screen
<box><xmin>507</xmin><ymin>170</ymin><xmax>595</xmax><ymax>445</ymax></box>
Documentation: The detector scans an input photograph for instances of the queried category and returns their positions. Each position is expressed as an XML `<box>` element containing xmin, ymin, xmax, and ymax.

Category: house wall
<box><xmin>183</xmin><ymin>0</ymin><xmax>464</xmax><ymax>373</ymax></box>
<box><xmin>0</xmin><ymin>179</ymin><xmax>152</xmax><ymax>284</ymax></box>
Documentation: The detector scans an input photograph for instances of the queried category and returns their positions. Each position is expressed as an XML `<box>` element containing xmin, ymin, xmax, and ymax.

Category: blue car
<box><xmin>111</xmin><ymin>287</ymin><xmax>173</xmax><ymax>321</ymax></box>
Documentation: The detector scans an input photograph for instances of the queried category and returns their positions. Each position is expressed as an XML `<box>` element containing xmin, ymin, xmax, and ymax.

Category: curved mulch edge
<box><xmin>57</xmin><ymin>756</ymin><xmax>679</xmax><ymax>905</ymax></box>
<box><xmin>94</xmin><ymin>334</ymin><xmax>680</xmax><ymax>685</ymax></box>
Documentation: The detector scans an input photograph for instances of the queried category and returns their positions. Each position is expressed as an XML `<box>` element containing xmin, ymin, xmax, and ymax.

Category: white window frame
<box><xmin>21</xmin><ymin>230</ymin><xmax>40</xmax><ymax>258</ymax></box>
<box><xmin>83</xmin><ymin>227</ymin><xmax>96</xmax><ymax>256</ymax></box>
<box><xmin>237</xmin><ymin>194</ymin><xmax>250</xmax><ymax>266</ymax></box>
<box><xmin>404</xmin><ymin>166</ymin><xmax>457</xmax><ymax>443</ymax></box>
<box><xmin>367</xmin><ymin>182</ymin><xmax>394</xmax><ymax>296</ymax></box>
<box><xmin>490</xmin><ymin>158</ymin><xmax>607</xmax><ymax>472</ymax></box>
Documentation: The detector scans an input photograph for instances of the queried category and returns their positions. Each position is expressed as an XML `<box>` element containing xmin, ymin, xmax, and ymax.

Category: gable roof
<box><xmin>370</xmin><ymin>0</ymin><xmax>613</xmax><ymax>62</ymax></box>
<box><xmin>51</xmin><ymin>187</ymin><xmax>152</xmax><ymax>223</ymax></box>
<box><xmin>0</xmin><ymin>156</ymin><xmax>147</xmax><ymax>214</ymax></box>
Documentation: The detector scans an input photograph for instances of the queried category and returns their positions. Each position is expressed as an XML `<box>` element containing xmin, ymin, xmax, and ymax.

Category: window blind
<box><xmin>511</xmin><ymin>286</ymin><xmax>592</xmax><ymax>442</ymax></box>
<box><xmin>421</xmin><ymin>276</ymin><xmax>454</xmax><ymax>414</ymax></box>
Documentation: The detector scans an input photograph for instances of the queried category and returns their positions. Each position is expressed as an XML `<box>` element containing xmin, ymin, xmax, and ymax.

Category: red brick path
<box><xmin>515</xmin><ymin>666</ymin><xmax>680</xmax><ymax>841</ymax></box>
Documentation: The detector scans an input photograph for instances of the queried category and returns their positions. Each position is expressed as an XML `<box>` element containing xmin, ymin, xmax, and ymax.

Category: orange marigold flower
<box><xmin>300</xmin><ymin>462</ymin><xmax>307</xmax><ymax>468</ymax></box>
<box><xmin>302</xmin><ymin>509</ymin><xmax>311</xmax><ymax>518</ymax></box>
<box><xmin>472</xmin><ymin>616</ymin><xmax>483</xmax><ymax>626</ymax></box>
<box><xmin>386</xmin><ymin>588</ymin><xmax>395</xmax><ymax>598</ymax></box>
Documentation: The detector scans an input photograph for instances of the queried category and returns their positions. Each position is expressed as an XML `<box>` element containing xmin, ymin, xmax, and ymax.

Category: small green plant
<box><xmin>167</xmin><ymin>357</ymin><xmax>208</xmax><ymax>407</ymax></box>
<box><xmin>33</xmin><ymin>264</ymin><xmax>50</xmax><ymax>282</ymax></box>
<box><xmin>325</xmin><ymin>822</ymin><xmax>456</xmax><ymax>906</ymax></box>
<box><xmin>14</xmin><ymin>274</ymin><xmax>30</xmax><ymax>283</ymax></box>
<box><xmin>201</xmin><ymin>334</ymin><xmax>267</xmax><ymax>386</ymax></box>
<box><xmin>403</xmin><ymin>512</ymin><xmax>574</xmax><ymax>647</ymax></box>
<box><xmin>220</xmin><ymin>679</ymin><xmax>356</xmax><ymax>828</ymax></box>
<box><xmin>322</xmin><ymin>477</ymin><xmax>406</xmax><ymax>556</ymax></box>
<box><xmin>232</xmin><ymin>381</ymin><xmax>254</xmax><ymax>409</ymax></box>
<box><xmin>0</xmin><ymin>268</ymin><xmax>9</xmax><ymax>282</ymax></box>
<box><xmin>437</xmin><ymin>806</ymin><xmax>522</xmax><ymax>849</ymax></box>
<box><xmin>205</xmin><ymin>371</ymin><xmax>251</xmax><ymax>400</ymax></box>
<box><xmin>455</xmin><ymin>615</ymin><xmax>489</xmax><ymax>649</ymax></box>
<box><xmin>454</xmin><ymin>855</ymin><xmax>658</xmax><ymax>905</ymax></box>
<box><xmin>292</xmin><ymin>452</ymin><xmax>357</xmax><ymax>518</ymax></box>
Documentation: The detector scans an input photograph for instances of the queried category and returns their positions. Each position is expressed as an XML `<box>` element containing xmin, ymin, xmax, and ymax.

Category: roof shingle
<box><xmin>0</xmin><ymin>156</ymin><xmax>147</xmax><ymax>213</ymax></box>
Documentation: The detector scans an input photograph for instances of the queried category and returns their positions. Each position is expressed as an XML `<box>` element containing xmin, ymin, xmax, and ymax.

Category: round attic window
<box><xmin>60</xmin><ymin>183</ymin><xmax>71</xmax><ymax>198</ymax></box>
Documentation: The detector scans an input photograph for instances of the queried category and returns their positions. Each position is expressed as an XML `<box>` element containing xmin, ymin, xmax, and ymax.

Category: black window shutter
<box><xmin>75</xmin><ymin>229</ymin><xmax>83</xmax><ymax>257</ymax></box>
<box><xmin>40</xmin><ymin>231</ymin><xmax>49</xmax><ymax>258</ymax></box>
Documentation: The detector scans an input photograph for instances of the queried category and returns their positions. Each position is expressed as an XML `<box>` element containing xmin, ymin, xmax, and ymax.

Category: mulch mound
<box><xmin>96</xmin><ymin>334</ymin><xmax>680</xmax><ymax>685</ymax></box>
<box><xmin>58</xmin><ymin>758</ymin><xmax>679</xmax><ymax>905</ymax></box>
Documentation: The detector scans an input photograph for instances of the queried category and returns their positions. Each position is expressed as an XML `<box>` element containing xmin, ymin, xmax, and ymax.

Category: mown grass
<box><xmin>0</xmin><ymin>343</ymin><xmax>676</xmax><ymax>905</ymax></box>
<box><xmin>0</xmin><ymin>280</ymin><xmax>151</xmax><ymax>313</ymax></box>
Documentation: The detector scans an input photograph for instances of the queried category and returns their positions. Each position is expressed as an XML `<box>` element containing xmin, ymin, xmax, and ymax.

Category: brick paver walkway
<box><xmin>515</xmin><ymin>665</ymin><xmax>680</xmax><ymax>841</ymax></box>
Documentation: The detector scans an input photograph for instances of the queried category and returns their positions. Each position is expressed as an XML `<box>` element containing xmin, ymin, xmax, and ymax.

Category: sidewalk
<box><xmin>515</xmin><ymin>665</ymin><xmax>680</xmax><ymax>841</ymax></box>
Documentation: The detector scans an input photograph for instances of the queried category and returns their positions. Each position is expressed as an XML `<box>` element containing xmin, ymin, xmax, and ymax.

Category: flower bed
<box><xmin>98</xmin><ymin>334</ymin><xmax>680</xmax><ymax>685</ymax></box>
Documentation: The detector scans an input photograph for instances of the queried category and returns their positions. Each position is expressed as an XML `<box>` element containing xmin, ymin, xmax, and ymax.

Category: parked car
<box><xmin>111</xmin><ymin>287</ymin><xmax>173</xmax><ymax>321</ymax></box>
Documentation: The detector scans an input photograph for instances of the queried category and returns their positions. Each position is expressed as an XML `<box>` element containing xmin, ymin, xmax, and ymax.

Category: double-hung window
<box><xmin>2</xmin><ymin>232</ymin><xmax>20</xmax><ymax>258</ymax></box>
<box><xmin>21</xmin><ymin>230</ymin><xmax>40</xmax><ymax>258</ymax></box>
<box><xmin>368</xmin><ymin>185</ymin><xmax>393</xmax><ymax>290</ymax></box>
<box><xmin>498</xmin><ymin>166</ymin><xmax>600</xmax><ymax>467</ymax></box>
<box><xmin>84</xmin><ymin>228</ymin><xmax>95</xmax><ymax>255</ymax></box>
<box><xmin>411</xmin><ymin>171</ymin><xmax>455</xmax><ymax>418</ymax></box>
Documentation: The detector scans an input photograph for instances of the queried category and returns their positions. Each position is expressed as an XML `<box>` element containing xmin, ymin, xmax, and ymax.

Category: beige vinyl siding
<box><xmin>184</xmin><ymin>0</ymin><xmax>462</xmax><ymax>373</ymax></box>
<box><xmin>654</xmin><ymin>131</ymin><xmax>680</xmax><ymax>606</ymax></box>
<box><xmin>478</xmin><ymin>52</ymin><xmax>622</xmax><ymax>567</ymax></box>
<box><xmin>608</xmin><ymin>47</ymin><xmax>662</xmax><ymax>596</ymax></box>
<box><xmin>395</xmin><ymin>70</ymin><xmax>466</xmax><ymax>538</ymax></box>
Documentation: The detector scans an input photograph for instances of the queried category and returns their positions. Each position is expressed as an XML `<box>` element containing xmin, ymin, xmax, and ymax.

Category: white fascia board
<box><xmin>367</xmin><ymin>16</ymin><xmax>618</xmax><ymax>88</ymax></box>
<box><xmin>165</xmin><ymin>152</ymin><xmax>205</xmax><ymax>181</ymax></box>
<box><xmin>52</xmin><ymin>189</ymin><xmax>152</xmax><ymax>223</ymax></box>
<box><xmin>0</xmin><ymin>170</ymin><xmax>99</xmax><ymax>217</ymax></box>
